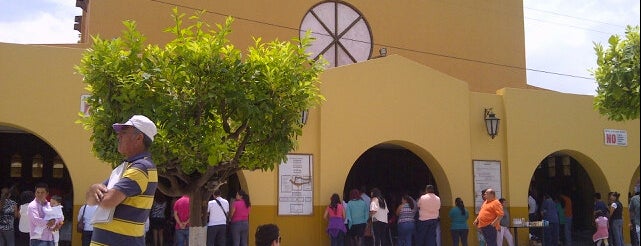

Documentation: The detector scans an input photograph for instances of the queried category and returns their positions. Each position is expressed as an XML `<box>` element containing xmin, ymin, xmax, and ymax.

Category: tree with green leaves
<box><xmin>76</xmin><ymin>9</ymin><xmax>325</xmax><ymax>226</ymax></box>
<box><xmin>592</xmin><ymin>25</ymin><xmax>640</xmax><ymax>121</ymax></box>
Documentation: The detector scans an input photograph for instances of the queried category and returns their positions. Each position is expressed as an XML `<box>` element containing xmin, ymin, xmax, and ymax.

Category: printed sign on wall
<box><xmin>278</xmin><ymin>154</ymin><xmax>313</xmax><ymax>215</ymax></box>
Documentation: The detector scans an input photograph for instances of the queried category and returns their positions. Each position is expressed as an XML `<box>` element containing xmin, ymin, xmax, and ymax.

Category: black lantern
<box><xmin>484</xmin><ymin>108</ymin><xmax>500</xmax><ymax>139</ymax></box>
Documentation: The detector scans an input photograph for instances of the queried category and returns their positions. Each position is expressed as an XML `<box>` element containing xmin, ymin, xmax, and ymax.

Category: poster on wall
<box><xmin>473</xmin><ymin>160</ymin><xmax>502</xmax><ymax>214</ymax></box>
<box><xmin>278</xmin><ymin>154</ymin><xmax>313</xmax><ymax>215</ymax></box>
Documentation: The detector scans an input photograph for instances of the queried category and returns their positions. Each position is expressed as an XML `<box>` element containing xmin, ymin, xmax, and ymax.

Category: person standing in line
<box><xmin>395</xmin><ymin>194</ymin><xmax>416</xmax><ymax>246</ymax></box>
<box><xmin>527</xmin><ymin>189</ymin><xmax>539</xmax><ymax>241</ymax></box>
<box><xmin>594</xmin><ymin>193</ymin><xmax>610</xmax><ymax>217</ymax></box>
<box><xmin>17</xmin><ymin>191</ymin><xmax>34</xmax><ymax>246</ymax></box>
<box><xmin>629</xmin><ymin>187</ymin><xmax>640</xmax><ymax>246</ymax></box>
<box><xmin>473</xmin><ymin>189</ymin><xmax>503</xmax><ymax>246</ymax></box>
<box><xmin>496</xmin><ymin>198</ymin><xmax>513</xmax><ymax>246</ymax></box>
<box><xmin>346</xmin><ymin>189</ymin><xmax>369</xmax><ymax>246</ymax></box>
<box><xmin>29</xmin><ymin>182</ymin><xmax>63</xmax><ymax>246</ymax></box>
<box><xmin>559</xmin><ymin>192</ymin><xmax>573</xmax><ymax>246</ymax></box>
<box><xmin>593</xmin><ymin>210</ymin><xmax>609</xmax><ymax>246</ymax></box>
<box><xmin>254</xmin><ymin>224</ymin><xmax>280</xmax><ymax>246</ymax></box>
<box><xmin>150</xmin><ymin>192</ymin><xmax>167</xmax><ymax>246</ymax></box>
<box><xmin>173</xmin><ymin>195</ymin><xmax>190</xmax><ymax>246</ymax></box>
<box><xmin>229</xmin><ymin>190</ymin><xmax>251</xmax><ymax>246</ymax></box>
<box><xmin>478</xmin><ymin>189</ymin><xmax>488</xmax><ymax>246</ymax></box>
<box><xmin>1</xmin><ymin>185</ymin><xmax>18</xmax><ymax>246</ymax></box>
<box><xmin>207</xmin><ymin>189</ymin><xmax>229</xmax><ymax>246</ymax></box>
<box><xmin>76</xmin><ymin>203</ymin><xmax>97</xmax><ymax>246</ymax></box>
<box><xmin>416</xmin><ymin>185</ymin><xmax>441</xmax><ymax>246</ymax></box>
<box><xmin>85</xmin><ymin>115</ymin><xmax>158</xmax><ymax>245</ymax></box>
<box><xmin>359</xmin><ymin>186</ymin><xmax>372</xmax><ymax>245</ymax></box>
<box><xmin>540</xmin><ymin>193</ymin><xmax>559</xmax><ymax>246</ymax></box>
<box><xmin>324</xmin><ymin>193</ymin><xmax>347</xmax><ymax>246</ymax></box>
<box><xmin>554</xmin><ymin>195</ymin><xmax>566</xmax><ymax>246</ymax></box>
<box><xmin>448</xmin><ymin>197</ymin><xmax>469</xmax><ymax>246</ymax></box>
<box><xmin>608</xmin><ymin>192</ymin><xmax>624</xmax><ymax>246</ymax></box>
<box><xmin>369</xmin><ymin>188</ymin><xmax>389</xmax><ymax>246</ymax></box>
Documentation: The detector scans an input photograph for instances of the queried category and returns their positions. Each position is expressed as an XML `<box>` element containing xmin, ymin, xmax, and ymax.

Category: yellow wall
<box><xmin>78</xmin><ymin>0</ymin><xmax>527</xmax><ymax>93</ymax></box>
<box><xmin>2</xmin><ymin>0</ymin><xmax>640</xmax><ymax>245</ymax></box>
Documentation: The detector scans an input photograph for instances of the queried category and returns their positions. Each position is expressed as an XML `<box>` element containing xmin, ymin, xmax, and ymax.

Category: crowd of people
<box><xmin>320</xmin><ymin>184</ymin><xmax>641</xmax><ymax>246</ymax></box>
<box><xmin>3</xmin><ymin>116</ymin><xmax>640</xmax><ymax>246</ymax></box>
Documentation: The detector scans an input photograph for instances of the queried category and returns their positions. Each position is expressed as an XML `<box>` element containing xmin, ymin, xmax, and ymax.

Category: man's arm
<box><xmin>174</xmin><ymin>210</ymin><xmax>185</xmax><ymax>229</ymax></box>
<box><xmin>86</xmin><ymin>183</ymin><xmax>126</xmax><ymax>208</ymax></box>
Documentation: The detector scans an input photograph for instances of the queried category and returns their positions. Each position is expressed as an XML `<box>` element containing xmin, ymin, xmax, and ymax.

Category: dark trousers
<box><xmin>451</xmin><ymin>229</ymin><xmax>469</xmax><ymax>246</ymax></box>
<box><xmin>81</xmin><ymin>231</ymin><xmax>93</xmax><ymax>246</ymax></box>
<box><xmin>415</xmin><ymin>219</ymin><xmax>438</xmax><ymax>246</ymax></box>
<box><xmin>207</xmin><ymin>225</ymin><xmax>227</xmax><ymax>246</ymax></box>
<box><xmin>543</xmin><ymin>222</ymin><xmax>559</xmax><ymax>246</ymax></box>
<box><xmin>480</xmin><ymin>225</ymin><xmax>498</xmax><ymax>246</ymax></box>
<box><xmin>372</xmin><ymin>221</ymin><xmax>390</xmax><ymax>246</ymax></box>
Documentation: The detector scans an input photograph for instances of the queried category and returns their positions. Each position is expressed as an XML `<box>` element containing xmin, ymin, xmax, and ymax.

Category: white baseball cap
<box><xmin>112</xmin><ymin>115</ymin><xmax>158</xmax><ymax>141</ymax></box>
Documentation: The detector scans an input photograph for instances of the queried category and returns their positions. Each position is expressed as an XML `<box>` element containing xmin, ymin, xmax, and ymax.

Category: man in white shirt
<box><xmin>207</xmin><ymin>190</ymin><xmax>230</xmax><ymax>246</ymax></box>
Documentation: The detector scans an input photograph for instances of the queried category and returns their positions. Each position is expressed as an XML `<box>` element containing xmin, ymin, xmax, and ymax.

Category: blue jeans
<box><xmin>207</xmin><ymin>225</ymin><xmax>227</xmax><ymax>246</ymax></box>
<box><xmin>415</xmin><ymin>219</ymin><xmax>438</xmax><ymax>246</ymax></box>
<box><xmin>543</xmin><ymin>222</ymin><xmax>559</xmax><ymax>246</ymax></box>
<box><xmin>175</xmin><ymin>228</ymin><xmax>189</xmax><ymax>246</ymax></box>
<box><xmin>451</xmin><ymin>229</ymin><xmax>468</xmax><ymax>246</ymax></box>
<box><xmin>563</xmin><ymin>217</ymin><xmax>572</xmax><ymax>246</ymax></box>
<box><xmin>611</xmin><ymin>219</ymin><xmax>624</xmax><ymax>246</ymax></box>
<box><xmin>397</xmin><ymin>222</ymin><xmax>415</xmax><ymax>246</ymax></box>
<box><xmin>230</xmin><ymin>220</ymin><xmax>249</xmax><ymax>246</ymax></box>
<box><xmin>480</xmin><ymin>225</ymin><xmax>497</xmax><ymax>246</ymax></box>
<box><xmin>29</xmin><ymin>239</ymin><xmax>55</xmax><ymax>246</ymax></box>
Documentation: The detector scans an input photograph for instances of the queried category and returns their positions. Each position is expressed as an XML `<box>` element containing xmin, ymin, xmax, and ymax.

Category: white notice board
<box><xmin>473</xmin><ymin>160</ymin><xmax>502</xmax><ymax>214</ymax></box>
<box><xmin>278</xmin><ymin>154</ymin><xmax>313</xmax><ymax>215</ymax></box>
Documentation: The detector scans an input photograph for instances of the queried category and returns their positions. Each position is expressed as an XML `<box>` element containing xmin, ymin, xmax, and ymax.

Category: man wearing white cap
<box><xmin>85</xmin><ymin>115</ymin><xmax>158</xmax><ymax>246</ymax></box>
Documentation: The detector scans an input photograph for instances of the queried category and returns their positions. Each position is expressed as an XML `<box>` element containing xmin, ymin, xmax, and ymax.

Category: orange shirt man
<box><xmin>474</xmin><ymin>189</ymin><xmax>504</xmax><ymax>246</ymax></box>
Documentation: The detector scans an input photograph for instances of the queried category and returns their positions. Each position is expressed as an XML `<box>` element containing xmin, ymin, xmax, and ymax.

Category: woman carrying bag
<box><xmin>77</xmin><ymin>204</ymin><xmax>98</xmax><ymax>246</ymax></box>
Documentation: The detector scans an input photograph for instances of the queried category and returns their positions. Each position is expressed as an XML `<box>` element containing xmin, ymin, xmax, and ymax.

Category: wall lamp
<box><xmin>484</xmin><ymin>108</ymin><xmax>500</xmax><ymax>139</ymax></box>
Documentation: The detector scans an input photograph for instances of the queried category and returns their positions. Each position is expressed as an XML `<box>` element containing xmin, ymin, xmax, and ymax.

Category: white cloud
<box><xmin>0</xmin><ymin>12</ymin><xmax>79</xmax><ymax>44</ymax></box>
<box><xmin>524</xmin><ymin>0</ymin><xmax>640</xmax><ymax>95</ymax></box>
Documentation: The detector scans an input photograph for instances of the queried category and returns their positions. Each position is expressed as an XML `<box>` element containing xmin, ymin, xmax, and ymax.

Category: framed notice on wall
<box><xmin>473</xmin><ymin>160</ymin><xmax>502</xmax><ymax>214</ymax></box>
<box><xmin>278</xmin><ymin>154</ymin><xmax>313</xmax><ymax>216</ymax></box>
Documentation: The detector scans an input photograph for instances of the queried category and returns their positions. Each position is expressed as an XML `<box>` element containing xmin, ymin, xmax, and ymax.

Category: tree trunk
<box><xmin>187</xmin><ymin>188</ymin><xmax>210</xmax><ymax>246</ymax></box>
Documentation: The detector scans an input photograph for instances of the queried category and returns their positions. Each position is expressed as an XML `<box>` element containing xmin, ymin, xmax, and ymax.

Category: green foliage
<box><xmin>592</xmin><ymin>25</ymin><xmax>640</xmax><ymax>121</ymax></box>
<box><xmin>76</xmin><ymin>8</ymin><xmax>325</xmax><ymax>192</ymax></box>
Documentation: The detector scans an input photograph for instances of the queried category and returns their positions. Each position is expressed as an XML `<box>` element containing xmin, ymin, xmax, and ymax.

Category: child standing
<box><xmin>43</xmin><ymin>195</ymin><xmax>65</xmax><ymax>246</ymax></box>
<box><xmin>593</xmin><ymin>210</ymin><xmax>609</xmax><ymax>246</ymax></box>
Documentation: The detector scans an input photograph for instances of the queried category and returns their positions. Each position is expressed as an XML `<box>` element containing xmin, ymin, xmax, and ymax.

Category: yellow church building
<box><xmin>1</xmin><ymin>0</ymin><xmax>638</xmax><ymax>245</ymax></box>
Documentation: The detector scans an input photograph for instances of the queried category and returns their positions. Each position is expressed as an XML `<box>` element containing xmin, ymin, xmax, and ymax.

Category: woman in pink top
<box><xmin>324</xmin><ymin>193</ymin><xmax>347</xmax><ymax>246</ymax></box>
<box><xmin>229</xmin><ymin>190</ymin><xmax>251</xmax><ymax>246</ymax></box>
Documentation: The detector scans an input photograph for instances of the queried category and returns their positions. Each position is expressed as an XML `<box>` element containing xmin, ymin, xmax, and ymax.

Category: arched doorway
<box><xmin>529</xmin><ymin>153</ymin><xmax>598</xmax><ymax>245</ymax></box>
<box><xmin>343</xmin><ymin>143</ymin><xmax>438</xmax><ymax>242</ymax></box>
<box><xmin>0</xmin><ymin>128</ymin><xmax>73</xmax><ymax>245</ymax></box>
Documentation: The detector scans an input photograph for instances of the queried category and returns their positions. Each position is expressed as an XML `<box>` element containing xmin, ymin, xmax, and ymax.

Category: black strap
<box><xmin>79</xmin><ymin>204</ymin><xmax>87</xmax><ymax>222</ymax></box>
<box><xmin>213</xmin><ymin>198</ymin><xmax>229</xmax><ymax>221</ymax></box>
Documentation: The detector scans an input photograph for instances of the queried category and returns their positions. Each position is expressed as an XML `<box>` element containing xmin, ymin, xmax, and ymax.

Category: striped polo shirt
<box><xmin>91</xmin><ymin>152</ymin><xmax>157</xmax><ymax>246</ymax></box>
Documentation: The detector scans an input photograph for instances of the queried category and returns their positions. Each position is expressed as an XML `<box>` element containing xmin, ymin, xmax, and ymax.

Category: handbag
<box><xmin>363</xmin><ymin>219</ymin><xmax>373</xmax><ymax>237</ymax></box>
<box><xmin>76</xmin><ymin>205</ymin><xmax>87</xmax><ymax>233</ymax></box>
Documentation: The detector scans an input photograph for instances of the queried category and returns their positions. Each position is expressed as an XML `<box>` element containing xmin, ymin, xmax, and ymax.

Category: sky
<box><xmin>1</xmin><ymin>0</ymin><xmax>639</xmax><ymax>96</ymax></box>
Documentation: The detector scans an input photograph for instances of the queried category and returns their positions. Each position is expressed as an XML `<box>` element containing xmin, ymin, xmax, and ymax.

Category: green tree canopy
<box><xmin>76</xmin><ymin>9</ymin><xmax>325</xmax><ymax>225</ymax></box>
<box><xmin>592</xmin><ymin>25</ymin><xmax>640</xmax><ymax>121</ymax></box>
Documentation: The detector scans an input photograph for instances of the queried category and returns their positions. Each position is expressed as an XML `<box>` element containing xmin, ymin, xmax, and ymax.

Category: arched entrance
<box><xmin>529</xmin><ymin>153</ymin><xmax>601</xmax><ymax>245</ymax></box>
<box><xmin>343</xmin><ymin>143</ymin><xmax>438</xmax><ymax>242</ymax></box>
<box><xmin>0</xmin><ymin>127</ymin><xmax>73</xmax><ymax>245</ymax></box>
